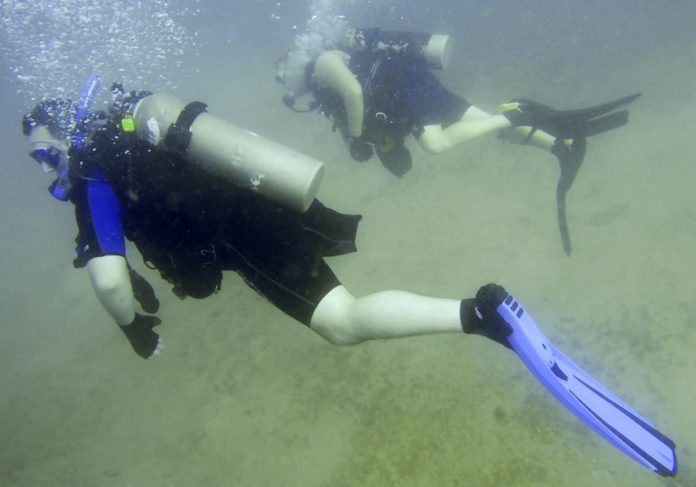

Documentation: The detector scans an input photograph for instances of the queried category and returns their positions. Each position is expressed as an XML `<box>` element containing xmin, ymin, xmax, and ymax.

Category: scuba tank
<box><xmin>128</xmin><ymin>93</ymin><xmax>324</xmax><ymax>212</ymax></box>
<box><xmin>341</xmin><ymin>28</ymin><xmax>452</xmax><ymax>70</ymax></box>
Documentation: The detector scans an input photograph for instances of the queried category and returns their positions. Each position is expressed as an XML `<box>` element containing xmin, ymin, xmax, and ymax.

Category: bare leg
<box><xmin>309</xmin><ymin>285</ymin><xmax>463</xmax><ymax>345</ymax></box>
<box><xmin>417</xmin><ymin>105</ymin><xmax>555</xmax><ymax>154</ymax></box>
<box><xmin>498</xmin><ymin>125</ymin><xmax>555</xmax><ymax>151</ymax></box>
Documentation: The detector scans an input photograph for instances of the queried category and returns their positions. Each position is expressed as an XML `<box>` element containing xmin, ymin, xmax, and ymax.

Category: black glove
<box><xmin>349</xmin><ymin>136</ymin><xmax>373</xmax><ymax>162</ymax></box>
<box><xmin>469</xmin><ymin>283</ymin><xmax>514</xmax><ymax>349</ymax></box>
<box><xmin>129</xmin><ymin>266</ymin><xmax>160</xmax><ymax>313</ymax></box>
<box><xmin>119</xmin><ymin>313</ymin><xmax>162</xmax><ymax>359</ymax></box>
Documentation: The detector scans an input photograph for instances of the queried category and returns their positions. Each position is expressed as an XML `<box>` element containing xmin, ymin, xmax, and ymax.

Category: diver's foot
<box><xmin>499</xmin><ymin>98</ymin><xmax>555</xmax><ymax>128</ymax></box>
<box><xmin>460</xmin><ymin>284</ymin><xmax>513</xmax><ymax>349</ymax></box>
<box><xmin>502</xmin><ymin>93</ymin><xmax>641</xmax><ymax>139</ymax></box>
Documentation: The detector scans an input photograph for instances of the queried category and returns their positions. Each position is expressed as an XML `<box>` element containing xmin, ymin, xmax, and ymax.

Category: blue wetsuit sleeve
<box><xmin>87</xmin><ymin>174</ymin><xmax>126</xmax><ymax>256</ymax></box>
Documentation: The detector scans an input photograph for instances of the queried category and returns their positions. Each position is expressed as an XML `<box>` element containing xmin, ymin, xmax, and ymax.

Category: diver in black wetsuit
<box><xmin>23</xmin><ymin>82</ymin><xmax>513</xmax><ymax>359</ymax></box>
<box><xmin>21</xmin><ymin>83</ymin><xmax>679</xmax><ymax>479</ymax></box>
<box><xmin>276</xmin><ymin>27</ymin><xmax>640</xmax><ymax>254</ymax></box>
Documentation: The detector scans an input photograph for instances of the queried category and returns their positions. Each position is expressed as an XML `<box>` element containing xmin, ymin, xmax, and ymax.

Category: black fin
<box><xmin>550</xmin><ymin>93</ymin><xmax>641</xmax><ymax>138</ymax></box>
<box><xmin>553</xmin><ymin>137</ymin><xmax>587</xmax><ymax>255</ymax></box>
<box><xmin>584</xmin><ymin>110</ymin><xmax>630</xmax><ymax>137</ymax></box>
<box><xmin>557</xmin><ymin>93</ymin><xmax>641</xmax><ymax>123</ymax></box>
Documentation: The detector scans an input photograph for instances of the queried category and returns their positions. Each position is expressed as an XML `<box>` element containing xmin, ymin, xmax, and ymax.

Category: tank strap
<box><xmin>164</xmin><ymin>101</ymin><xmax>208</xmax><ymax>154</ymax></box>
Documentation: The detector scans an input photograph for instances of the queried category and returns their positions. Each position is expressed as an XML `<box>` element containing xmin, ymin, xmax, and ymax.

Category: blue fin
<box><xmin>496</xmin><ymin>294</ymin><xmax>677</xmax><ymax>476</ymax></box>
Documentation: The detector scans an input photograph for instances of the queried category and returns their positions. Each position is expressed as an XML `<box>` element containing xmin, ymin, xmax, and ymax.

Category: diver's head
<box><xmin>275</xmin><ymin>50</ymin><xmax>311</xmax><ymax>103</ymax></box>
<box><xmin>275</xmin><ymin>32</ymin><xmax>327</xmax><ymax>103</ymax></box>
<box><xmin>27</xmin><ymin>125</ymin><xmax>69</xmax><ymax>173</ymax></box>
<box><xmin>22</xmin><ymin>99</ymin><xmax>75</xmax><ymax>173</ymax></box>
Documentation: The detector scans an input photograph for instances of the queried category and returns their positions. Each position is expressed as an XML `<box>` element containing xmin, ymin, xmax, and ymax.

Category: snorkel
<box><xmin>73</xmin><ymin>73</ymin><xmax>101</xmax><ymax>149</ymax></box>
<box><xmin>49</xmin><ymin>74</ymin><xmax>101</xmax><ymax>201</ymax></box>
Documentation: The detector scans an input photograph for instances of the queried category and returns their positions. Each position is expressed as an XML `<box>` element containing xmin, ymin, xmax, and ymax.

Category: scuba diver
<box><xmin>276</xmin><ymin>27</ymin><xmax>641</xmax><ymax>254</ymax></box>
<box><xmin>22</xmin><ymin>78</ymin><xmax>676</xmax><ymax>477</ymax></box>
<box><xmin>23</xmin><ymin>78</ymin><xmax>509</xmax><ymax>359</ymax></box>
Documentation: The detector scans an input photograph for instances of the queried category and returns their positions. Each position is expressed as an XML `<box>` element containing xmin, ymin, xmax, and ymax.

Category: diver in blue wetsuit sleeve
<box><xmin>22</xmin><ymin>83</ymin><xmax>491</xmax><ymax>359</ymax></box>
<box><xmin>276</xmin><ymin>27</ymin><xmax>641</xmax><ymax>255</ymax></box>
<box><xmin>23</xmin><ymin>81</ymin><xmax>676</xmax><ymax>476</ymax></box>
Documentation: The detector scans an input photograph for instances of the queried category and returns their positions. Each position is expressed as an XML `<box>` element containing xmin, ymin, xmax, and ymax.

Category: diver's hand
<box><xmin>119</xmin><ymin>314</ymin><xmax>164</xmax><ymax>359</ymax></box>
<box><xmin>471</xmin><ymin>283</ymin><xmax>513</xmax><ymax>349</ymax></box>
<box><xmin>349</xmin><ymin>136</ymin><xmax>373</xmax><ymax>162</ymax></box>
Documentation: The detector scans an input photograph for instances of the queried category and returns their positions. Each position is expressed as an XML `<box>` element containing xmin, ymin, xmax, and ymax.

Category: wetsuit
<box><xmin>69</xmin><ymin>112</ymin><xmax>361</xmax><ymax>325</ymax></box>
<box><xmin>308</xmin><ymin>28</ymin><xmax>471</xmax><ymax>175</ymax></box>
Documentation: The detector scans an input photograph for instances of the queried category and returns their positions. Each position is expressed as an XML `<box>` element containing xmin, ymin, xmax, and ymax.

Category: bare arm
<box><xmin>312</xmin><ymin>50</ymin><xmax>364</xmax><ymax>138</ymax></box>
<box><xmin>87</xmin><ymin>255</ymin><xmax>136</xmax><ymax>325</ymax></box>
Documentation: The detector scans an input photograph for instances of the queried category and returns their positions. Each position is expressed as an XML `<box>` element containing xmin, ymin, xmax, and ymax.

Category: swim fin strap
<box><xmin>495</xmin><ymin>293</ymin><xmax>677</xmax><ymax>476</ymax></box>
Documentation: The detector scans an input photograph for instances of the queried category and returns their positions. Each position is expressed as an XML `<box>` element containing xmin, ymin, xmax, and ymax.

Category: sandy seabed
<box><xmin>1</xmin><ymin>27</ymin><xmax>694</xmax><ymax>487</ymax></box>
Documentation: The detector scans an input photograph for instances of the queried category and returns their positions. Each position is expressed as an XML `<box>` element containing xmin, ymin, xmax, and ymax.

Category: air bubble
<box><xmin>0</xmin><ymin>0</ymin><xmax>201</xmax><ymax>105</ymax></box>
